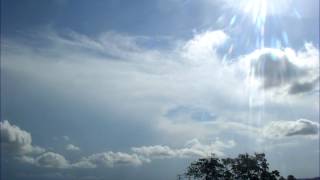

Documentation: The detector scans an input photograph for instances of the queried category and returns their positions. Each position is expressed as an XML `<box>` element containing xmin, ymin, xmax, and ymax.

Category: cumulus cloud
<box><xmin>3</xmin><ymin>121</ymin><xmax>236</xmax><ymax>170</ymax></box>
<box><xmin>71</xmin><ymin>139</ymin><xmax>235</xmax><ymax>169</ymax></box>
<box><xmin>288</xmin><ymin>77</ymin><xmax>319</xmax><ymax>94</ymax></box>
<box><xmin>132</xmin><ymin>138</ymin><xmax>236</xmax><ymax>159</ymax></box>
<box><xmin>21</xmin><ymin>139</ymin><xmax>236</xmax><ymax>169</ymax></box>
<box><xmin>66</xmin><ymin>144</ymin><xmax>80</xmax><ymax>151</ymax></box>
<box><xmin>263</xmin><ymin>119</ymin><xmax>319</xmax><ymax>138</ymax></box>
<box><xmin>0</xmin><ymin>120</ymin><xmax>44</xmax><ymax>155</ymax></box>
<box><xmin>182</xmin><ymin>30</ymin><xmax>228</xmax><ymax>61</ymax></box>
<box><xmin>241</xmin><ymin>44</ymin><xmax>319</xmax><ymax>96</ymax></box>
<box><xmin>2</xmin><ymin>29</ymin><xmax>319</xmax><ymax>177</ymax></box>
<box><xmin>35</xmin><ymin>152</ymin><xmax>70</xmax><ymax>168</ymax></box>
<box><xmin>74</xmin><ymin>152</ymin><xmax>145</xmax><ymax>168</ymax></box>
<box><xmin>20</xmin><ymin>152</ymin><xmax>70</xmax><ymax>169</ymax></box>
<box><xmin>0</xmin><ymin>121</ymin><xmax>71</xmax><ymax>169</ymax></box>
<box><xmin>249</xmin><ymin>48</ymin><xmax>304</xmax><ymax>88</ymax></box>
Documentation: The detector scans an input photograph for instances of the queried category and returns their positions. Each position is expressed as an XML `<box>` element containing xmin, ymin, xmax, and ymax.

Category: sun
<box><xmin>242</xmin><ymin>0</ymin><xmax>267</xmax><ymax>23</ymax></box>
<box><xmin>229</xmin><ymin>0</ymin><xmax>292</xmax><ymax>16</ymax></box>
<box><xmin>225</xmin><ymin>0</ymin><xmax>293</xmax><ymax>25</ymax></box>
<box><xmin>224</xmin><ymin>0</ymin><xmax>293</xmax><ymax>48</ymax></box>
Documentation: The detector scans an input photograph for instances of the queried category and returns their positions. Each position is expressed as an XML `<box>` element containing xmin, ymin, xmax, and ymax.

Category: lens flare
<box><xmin>226</xmin><ymin>0</ymin><xmax>292</xmax><ymax>17</ymax></box>
<box><xmin>243</xmin><ymin>0</ymin><xmax>267</xmax><ymax>24</ymax></box>
<box><xmin>224</xmin><ymin>0</ymin><xmax>293</xmax><ymax>49</ymax></box>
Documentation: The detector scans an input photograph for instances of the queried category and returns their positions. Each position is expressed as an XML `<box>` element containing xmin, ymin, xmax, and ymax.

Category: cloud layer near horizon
<box><xmin>1</xmin><ymin>28</ymin><xmax>319</xmax><ymax>178</ymax></box>
<box><xmin>1</xmin><ymin>120</ymin><xmax>238</xmax><ymax>169</ymax></box>
<box><xmin>2</xmin><ymin>115</ymin><xmax>319</xmax><ymax>170</ymax></box>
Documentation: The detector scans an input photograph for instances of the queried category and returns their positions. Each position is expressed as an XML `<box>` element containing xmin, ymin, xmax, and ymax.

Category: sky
<box><xmin>1</xmin><ymin>0</ymin><xmax>319</xmax><ymax>179</ymax></box>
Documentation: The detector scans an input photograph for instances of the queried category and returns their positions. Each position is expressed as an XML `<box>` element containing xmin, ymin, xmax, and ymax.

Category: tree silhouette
<box><xmin>287</xmin><ymin>175</ymin><xmax>296</xmax><ymax>180</ymax></box>
<box><xmin>186</xmin><ymin>155</ymin><xmax>224</xmax><ymax>180</ymax></box>
<box><xmin>185</xmin><ymin>153</ymin><xmax>288</xmax><ymax>180</ymax></box>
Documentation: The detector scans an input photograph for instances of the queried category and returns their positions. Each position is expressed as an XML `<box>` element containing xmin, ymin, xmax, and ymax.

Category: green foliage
<box><xmin>185</xmin><ymin>153</ymin><xmax>290</xmax><ymax>180</ymax></box>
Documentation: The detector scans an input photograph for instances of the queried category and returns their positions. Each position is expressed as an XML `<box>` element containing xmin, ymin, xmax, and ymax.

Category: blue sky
<box><xmin>1</xmin><ymin>0</ymin><xmax>319</xmax><ymax>179</ymax></box>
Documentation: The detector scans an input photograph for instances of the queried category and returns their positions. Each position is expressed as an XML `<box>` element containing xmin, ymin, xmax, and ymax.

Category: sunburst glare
<box><xmin>224</xmin><ymin>0</ymin><xmax>293</xmax><ymax>49</ymax></box>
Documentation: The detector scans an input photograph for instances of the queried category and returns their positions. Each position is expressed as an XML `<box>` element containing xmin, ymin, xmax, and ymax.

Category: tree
<box><xmin>287</xmin><ymin>175</ymin><xmax>296</xmax><ymax>180</ymax></box>
<box><xmin>185</xmin><ymin>153</ymin><xmax>286</xmax><ymax>180</ymax></box>
<box><xmin>186</xmin><ymin>154</ymin><xmax>224</xmax><ymax>180</ymax></box>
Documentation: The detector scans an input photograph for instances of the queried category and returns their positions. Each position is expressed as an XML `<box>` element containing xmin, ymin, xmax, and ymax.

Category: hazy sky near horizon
<box><xmin>1</xmin><ymin>0</ymin><xmax>319</xmax><ymax>179</ymax></box>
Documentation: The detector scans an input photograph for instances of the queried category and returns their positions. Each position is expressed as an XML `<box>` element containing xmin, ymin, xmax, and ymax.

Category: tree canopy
<box><xmin>185</xmin><ymin>153</ymin><xmax>295</xmax><ymax>180</ymax></box>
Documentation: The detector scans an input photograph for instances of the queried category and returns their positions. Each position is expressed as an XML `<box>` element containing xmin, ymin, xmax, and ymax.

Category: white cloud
<box><xmin>71</xmin><ymin>160</ymin><xmax>97</xmax><ymax>169</ymax></box>
<box><xmin>71</xmin><ymin>138</ymin><xmax>236</xmax><ymax>169</ymax></box>
<box><xmin>0</xmin><ymin>120</ymin><xmax>45</xmax><ymax>155</ymax></box>
<box><xmin>35</xmin><ymin>152</ymin><xmax>70</xmax><ymax>168</ymax></box>
<box><xmin>66</xmin><ymin>144</ymin><xmax>80</xmax><ymax>151</ymax></box>
<box><xmin>132</xmin><ymin>138</ymin><xmax>235</xmax><ymax>159</ymax></box>
<box><xmin>18</xmin><ymin>155</ymin><xmax>37</xmax><ymax>165</ymax></box>
<box><xmin>2</xmin><ymin>29</ymin><xmax>319</xmax><ymax>177</ymax></box>
<box><xmin>263</xmin><ymin>119</ymin><xmax>319</xmax><ymax>138</ymax></box>
<box><xmin>182</xmin><ymin>30</ymin><xmax>228</xmax><ymax>61</ymax></box>
<box><xmin>0</xmin><ymin>121</ymin><xmax>71</xmax><ymax>169</ymax></box>
<box><xmin>19</xmin><ymin>152</ymin><xmax>70</xmax><ymax>169</ymax></box>
<box><xmin>75</xmin><ymin>152</ymin><xmax>145</xmax><ymax>168</ymax></box>
<box><xmin>1</xmin><ymin>121</ymin><xmax>235</xmax><ymax>169</ymax></box>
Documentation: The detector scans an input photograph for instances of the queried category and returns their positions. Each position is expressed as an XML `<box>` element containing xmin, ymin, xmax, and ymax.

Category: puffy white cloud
<box><xmin>74</xmin><ymin>152</ymin><xmax>144</xmax><ymax>168</ymax></box>
<box><xmin>1</xmin><ymin>121</ymin><xmax>235</xmax><ymax>169</ymax></box>
<box><xmin>71</xmin><ymin>139</ymin><xmax>236</xmax><ymax>169</ymax></box>
<box><xmin>35</xmin><ymin>152</ymin><xmax>70</xmax><ymax>168</ymax></box>
<box><xmin>263</xmin><ymin>119</ymin><xmax>319</xmax><ymax>138</ymax></box>
<box><xmin>2</xmin><ymin>29</ymin><xmax>319</xmax><ymax>178</ymax></box>
<box><xmin>19</xmin><ymin>152</ymin><xmax>70</xmax><ymax>169</ymax></box>
<box><xmin>182</xmin><ymin>30</ymin><xmax>228</xmax><ymax>61</ymax></box>
<box><xmin>18</xmin><ymin>155</ymin><xmax>37</xmax><ymax>165</ymax></box>
<box><xmin>0</xmin><ymin>120</ymin><xmax>44</xmax><ymax>155</ymax></box>
<box><xmin>66</xmin><ymin>144</ymin><xmax>80</xmax><ymax>151</ymax></box>
<box><xmin>132</xmin><ymin>138</ymin><xmax>235</xmax><ymax>159</ymax></box>
<box><xmin>0</xmin><ymin>121</ymin><xmax>71</xmax><ymax>169</ymax></box>
<box><xmin>71</xmin><ymin>159</ymin><xmax>97</xmax><ymax>169</ymax></box>
<box><xmin>132</xmin><ymin>145</ymin><xmax>176</xmax><ymax>159</ymax></box>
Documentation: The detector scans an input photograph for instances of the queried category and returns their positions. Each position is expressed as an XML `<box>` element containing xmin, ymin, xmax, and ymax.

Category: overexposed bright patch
<box><xmin>182</xmin><ymin>30</ymin><xmax>228</xmax><ymax>61</ymax></box>
<box><xmin>225</xmin><ymin>0</ymin><xmax>292</xmax><ymax>18</ymax></box>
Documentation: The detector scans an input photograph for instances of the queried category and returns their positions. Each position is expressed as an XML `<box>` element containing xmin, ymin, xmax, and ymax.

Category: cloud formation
<box><xmin>74</xmin><ymin>152</ymin><xmax>144</xmax><ymax>168</ymax></box>
<box><xmin>35</xmin><ymin>152</ymin><xmax>70</xmax><ymax>168</ymax></box>
<box><xmin>263</xmin><ymin>119</ymin><xmax>319</xmax><ymax>138</ymax></box>
<box><xmin>3</xmin><ymin>120</ymin><xmax>236</xmax><ymax>170</ymax></box>
<box><xmin>288</xmin><ymin>77</ymin><xmax>319</xmax><ymax>94</ymax></box>
<box><xmin>249</xmin><ymin>48</ymin><xmax>304</xmax><ymax>89</ymax></box>
<box><xmin>132</xmin><ymin>138</ymin><xmax>235</xmax><ymax>159</ymax></box>
<box><xmin>182</xmin><ymin>30</ymin><xmax>229</xmax><ymax>61</ymax></box>
<box><xmin>66</xmin><ymin>144</ymin><xmax>80</xmax><ymax>151</ymax></box>
<box><xmin>20</xmin><ymin>152</ymin><xmax>70</xmax><ymax>169</ymax></box>
<box><xmin>2</xmin><ymin>29</ymin><xmax>319</xmax><ymax>178</ymax></box>
<box><xmin>0</xmin><ymin>120</ymin><xmax>44</xmax><ymax>155</ymax></box>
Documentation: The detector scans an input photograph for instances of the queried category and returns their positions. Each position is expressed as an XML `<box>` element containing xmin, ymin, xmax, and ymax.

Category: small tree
<box><xmin>185</xmin><ymin>153</ymin><xmax>285</xmax><ymax>180</ymax></box>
